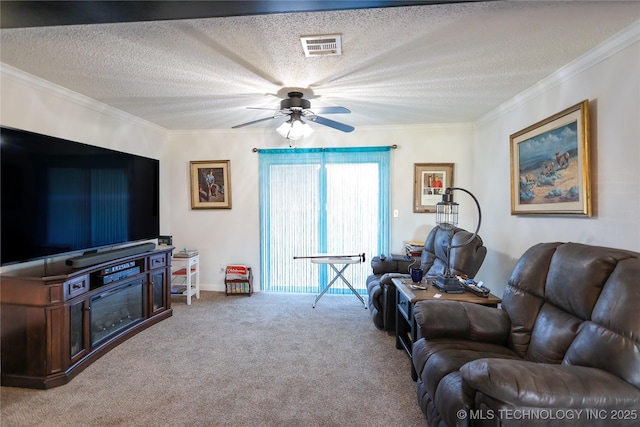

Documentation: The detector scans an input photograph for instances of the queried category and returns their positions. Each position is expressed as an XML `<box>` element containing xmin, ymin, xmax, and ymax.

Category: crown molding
<box><xmin>476</xmin><ymin>20</ymin><xmax>640</xmax><ymax>126</ymax></box>
<box><xmin>1</xmin><ymin>63</ymin><xmax>167</xmax><ymax>133</ymax></box>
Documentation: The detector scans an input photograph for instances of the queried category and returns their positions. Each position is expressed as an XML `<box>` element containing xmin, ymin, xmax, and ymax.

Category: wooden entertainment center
<box><xmin>1</xmin><ymin>246</ymin><xmax>174</xmax><ymax>389</ymax></box>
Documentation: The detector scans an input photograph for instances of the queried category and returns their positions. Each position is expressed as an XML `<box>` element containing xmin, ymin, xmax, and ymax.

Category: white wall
<box><xmin>472</xmin><ymin>27</ymin><xmax>640</xmax><ymax>297</ymax></box>
<box><xmin>0</xmin><ymin>66</ymin><xmax>171</xmax><ymax>274</ymax></box>
<box><xmin>3</xmin><ymin>23</ymin><xmax>638</xmax><ymax>297</ymax></box>
<box><xmin>166</xmin><ymin>123</ymin><xmax>475</xmax><ymax>291</ymax></box>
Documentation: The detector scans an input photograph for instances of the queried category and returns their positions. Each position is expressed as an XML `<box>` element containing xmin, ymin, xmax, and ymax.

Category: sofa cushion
<box><xmin>421</xmin><ymin>227</ymin><xmax>486</xmax><ymax>279</ymax></box>
<box><xmin>433</xmin><ymin>372</ymin><xmax>472</xmax><ymax>427</ymax></box>
<box><xmin>413</xmin><ymin>339</ymin><xmax>521</xmax><ymax>427</ymax></box>
<box><xmin>501</xmin><ymin>242</ymin><xmax>559</xmax><ymax>357</ymax></box>
<box><xmin>563</xmin><ymin>256</ymin><xmax>640</xmax><ymax>389</ymax></box>
<box><xmin>365</xmin><ymin>276</ymin><xmax>385</xmax><ymax>330</ymax></box>
<box><xmin>545</xmin><ymin>243</ymin><xmax>621</xmax><ymax>321</ymax></box>
<box><xmin>413</xmin><ymin>338</ymin><xmax>521</xmax><ymax>402</ymax></box>
<box><xmin>526</xmin><ymin>302</ymin><xmax>582</xmax><ymax>364</ymax></box>
<box><xmin>461</xmin><ymin>359</ymin><xmax>640</xmax><ymax>408</ymax></box>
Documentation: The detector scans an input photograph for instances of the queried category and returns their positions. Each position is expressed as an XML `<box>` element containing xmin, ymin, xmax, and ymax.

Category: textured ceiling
<box><xmin>1</xmin><ymin>1</ymin><xmax>639</xmax><ymax>131</ymax></box>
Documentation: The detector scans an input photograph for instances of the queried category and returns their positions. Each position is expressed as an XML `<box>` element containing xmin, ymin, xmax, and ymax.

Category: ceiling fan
<box><xmin>232</xmin><ymin>91</ymin><xmax>354</xmax><ymax>139</ymax></box>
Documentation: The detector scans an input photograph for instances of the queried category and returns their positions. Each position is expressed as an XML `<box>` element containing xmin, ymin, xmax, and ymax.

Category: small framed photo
<box><xmin>190</xmin><ymin>160</ymin><xmax>232</xmax><ymax>209</ymax></box>
<box><xmin>413</xmin><ymin>163</ymin><xmax>454</xmax><ymax>213</ymax></box>
<box><xmin>510</xmin><ymin>100</ymin><xmax>591</xmax><ymax>216</ymax></box>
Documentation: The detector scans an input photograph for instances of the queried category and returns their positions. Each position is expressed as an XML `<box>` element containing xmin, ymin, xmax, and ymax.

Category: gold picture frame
<box><xmin>190</xmin><ymin>160</ymin><xmax>232</xmax><ymax>209</ymax></box>
<box><xmin>510</xmin><ymin>100</ymin><xmax>591</xmax><ymax>216</ymax></box>
<box><xmin>413</xmin><ymin>163</ymin><xmax>454</xmax><ymax>213</ymax></box>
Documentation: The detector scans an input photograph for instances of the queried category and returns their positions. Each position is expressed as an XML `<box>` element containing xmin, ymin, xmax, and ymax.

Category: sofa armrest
<box><xmin>371</xmin><ymin>254</ymin><xmax>417</xmax><ymax>275</ymax></box>
<box><xmin>414</xmin><ymin>300</ymin><xmax>510</xmax><ymax>345</ymax></box>
<box><xmin>378</xmin><ymin>272</ymin><xmax>411</xmax><ymax>286</ymax></box>
<box><xmin>461</xmin><ymin>359</ymin><xmax>640</xmax><ymax>410</ymax></box>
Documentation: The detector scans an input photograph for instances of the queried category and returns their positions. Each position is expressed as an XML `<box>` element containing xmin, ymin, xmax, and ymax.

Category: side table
<box><xmin>171</xmin><ymin>253</ymin><xmax>200</xmax><ymax>305</ymax></box>
<box><xmin>392</xmin><ymin>277</ymin><xmax>501</xmax><ymax>380</ymax></box>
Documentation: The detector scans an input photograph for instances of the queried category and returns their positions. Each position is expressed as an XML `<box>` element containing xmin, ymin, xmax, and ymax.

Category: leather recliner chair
<box><xmin>412</xmin><ymin>242</ymin><xmax>640</xmax><ymax>427</ymax></box>
<box><xmin>365</xmin><ymin>226</ymin><xmax>487</xmax><ymax>331</ymax></box>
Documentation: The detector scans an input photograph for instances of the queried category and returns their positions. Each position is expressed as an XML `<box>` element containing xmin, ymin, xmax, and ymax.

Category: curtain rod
<box><xmin>252</xmin><ymin>144</ymin><xmax>398</xmax><ymax>152</ymax></box>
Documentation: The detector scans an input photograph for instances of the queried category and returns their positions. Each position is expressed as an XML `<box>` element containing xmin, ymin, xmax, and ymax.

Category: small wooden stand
<box><xmin>224</xmin><ymin>266</ymin><xmax>253</xmax><ymax>296</ymax></box>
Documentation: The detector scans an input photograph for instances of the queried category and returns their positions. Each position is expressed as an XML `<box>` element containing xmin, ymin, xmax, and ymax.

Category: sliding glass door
<box><xmin>259</xmin><ymin>147</ymin><xmax>390</xmax><ymax>294</ymax></box>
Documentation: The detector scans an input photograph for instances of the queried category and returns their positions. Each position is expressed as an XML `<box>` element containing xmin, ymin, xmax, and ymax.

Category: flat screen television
<box><xmin>1</xmin><ymin>126</ymin><xmax>160</xmax><ymax>266</ymax></box>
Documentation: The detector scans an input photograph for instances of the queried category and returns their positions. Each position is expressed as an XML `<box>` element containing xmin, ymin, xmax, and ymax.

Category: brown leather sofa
<box><xmin>412</xmin><ymin>242</ymin><xmax>640</xmax><ymax>426</ymax></box>
<box><xmin>365</xmin><ymin>226</ymin><xmax>486</xmax><ymax>331</ymax></box>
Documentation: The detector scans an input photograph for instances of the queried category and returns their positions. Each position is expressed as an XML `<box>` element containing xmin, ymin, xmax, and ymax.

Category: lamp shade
<box><xmin>436</xmin><ymin>189</ymin><xmax>458</xmax><ymax>231</ymax></box>
<box><xmin>276</xmin><ymin>111</ymin><xmax>314</xmax><ymax>140</ymax></box>
<box><xmin>276</xmin><ymin>121</ymin><xmax>292</xmax><ymax>138</ymax></box>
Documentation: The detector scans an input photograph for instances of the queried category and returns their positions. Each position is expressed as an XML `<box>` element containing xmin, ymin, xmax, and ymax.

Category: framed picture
<box><xmin>510</xmin><ymin>100</ymin><xmax>591</xmax><ymax>216</ymax></box>
<box><xmin>190</xmin><ymin>160</ymin><xmax>232</xmax><ymax>209</ymax></box>
<box><xmin>413</xmin><ymin>163</ymin><xmax>454</xmax><ymax>213</ymax></box>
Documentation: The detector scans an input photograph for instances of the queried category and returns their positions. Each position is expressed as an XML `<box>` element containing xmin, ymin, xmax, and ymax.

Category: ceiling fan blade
<box><xmin>310</xmin><ymin>106</ymin><xmax>350</xmax><ymax>114</ymax></box>
<box><xmin>231</xmin><ymin>115</ymin><xmax>283</xmax><ymax>129</ymax></box>
<box><xmin>310</xmin><ymin>116</ymin><xmax>355</xmax><ymax>133</ymax></box>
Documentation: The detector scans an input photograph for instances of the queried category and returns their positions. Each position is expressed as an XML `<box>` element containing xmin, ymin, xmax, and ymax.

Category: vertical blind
<box><xmin>258</xmin><ymin>147</ymin><xmax>390</xmax><ymax>294</ymax></box>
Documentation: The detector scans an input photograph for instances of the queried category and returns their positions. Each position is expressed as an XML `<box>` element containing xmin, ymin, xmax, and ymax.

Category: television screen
<box><xmin>1</xmin><ymin>126</ymin><xmax>160</xmax><ymax>265</ymax></box>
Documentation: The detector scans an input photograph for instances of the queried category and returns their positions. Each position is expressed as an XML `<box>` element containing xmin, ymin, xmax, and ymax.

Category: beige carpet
<box><xmin>1</xmin><ymin>291</ymin><xmax>426</xmax><ymax>426</ymax></box>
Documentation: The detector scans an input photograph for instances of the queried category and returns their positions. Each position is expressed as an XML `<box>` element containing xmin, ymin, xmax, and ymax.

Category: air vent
<box><xmin>300</xmin><ymin>34</ymin><xmax>342</xmax><ymax>57</ymax></box>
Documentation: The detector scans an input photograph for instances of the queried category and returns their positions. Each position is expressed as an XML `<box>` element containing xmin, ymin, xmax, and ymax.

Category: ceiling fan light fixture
<box><xmin>276</xmin><ymin>118</ymin><xmax>313</xmax><ymax>140</ymax></box>
<box><xmin>233</xmin><ymin>91</ymin><xmax>352</xmax><ymax>135</ymax></box>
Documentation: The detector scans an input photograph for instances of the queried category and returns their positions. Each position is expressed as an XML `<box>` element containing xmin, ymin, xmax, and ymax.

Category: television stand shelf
<box><xmin>0</xmin><ymin>246</ymin><xmax>174</xmax><ymax>389</ymax></box>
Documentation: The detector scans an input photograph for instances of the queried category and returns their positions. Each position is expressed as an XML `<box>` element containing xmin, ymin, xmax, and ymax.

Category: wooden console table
<box><xmin>392</xmin><ymin>277</ymin><xmax>501</xmax><ymax>380</ymax></box>
<box><xmin>0</xmin><ymin>246</ymin><xmax>174</xmax><ymax>389</ymax></box>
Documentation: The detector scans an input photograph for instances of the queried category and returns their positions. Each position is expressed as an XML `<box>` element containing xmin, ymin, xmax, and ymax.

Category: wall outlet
<box><xmin>393</xmin><ymin>209</ymin><xmax>399</xmax><ymax>218</ymax></box>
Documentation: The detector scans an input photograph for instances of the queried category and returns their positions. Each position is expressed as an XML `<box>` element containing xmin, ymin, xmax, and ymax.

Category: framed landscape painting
<box><xmin>190</xmin><ymin>160</ymin><xmax>232</xmax><ymax>209</ymax></box>
<box><xmin>413</xmin><ymin>163</ymin><xmax>454</xmax><ymax>213</ymax></box>
<box><xmin>510</xmin><ymin>100</ymin><xmax>591</xmax><ymax>216</ymax></box>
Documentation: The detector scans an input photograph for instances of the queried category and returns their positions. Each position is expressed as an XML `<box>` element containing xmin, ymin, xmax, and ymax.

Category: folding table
<box><xmin>294</xmin><ymin>253</ymin><xmax>367</xmax><ymax>308</ymax></box>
